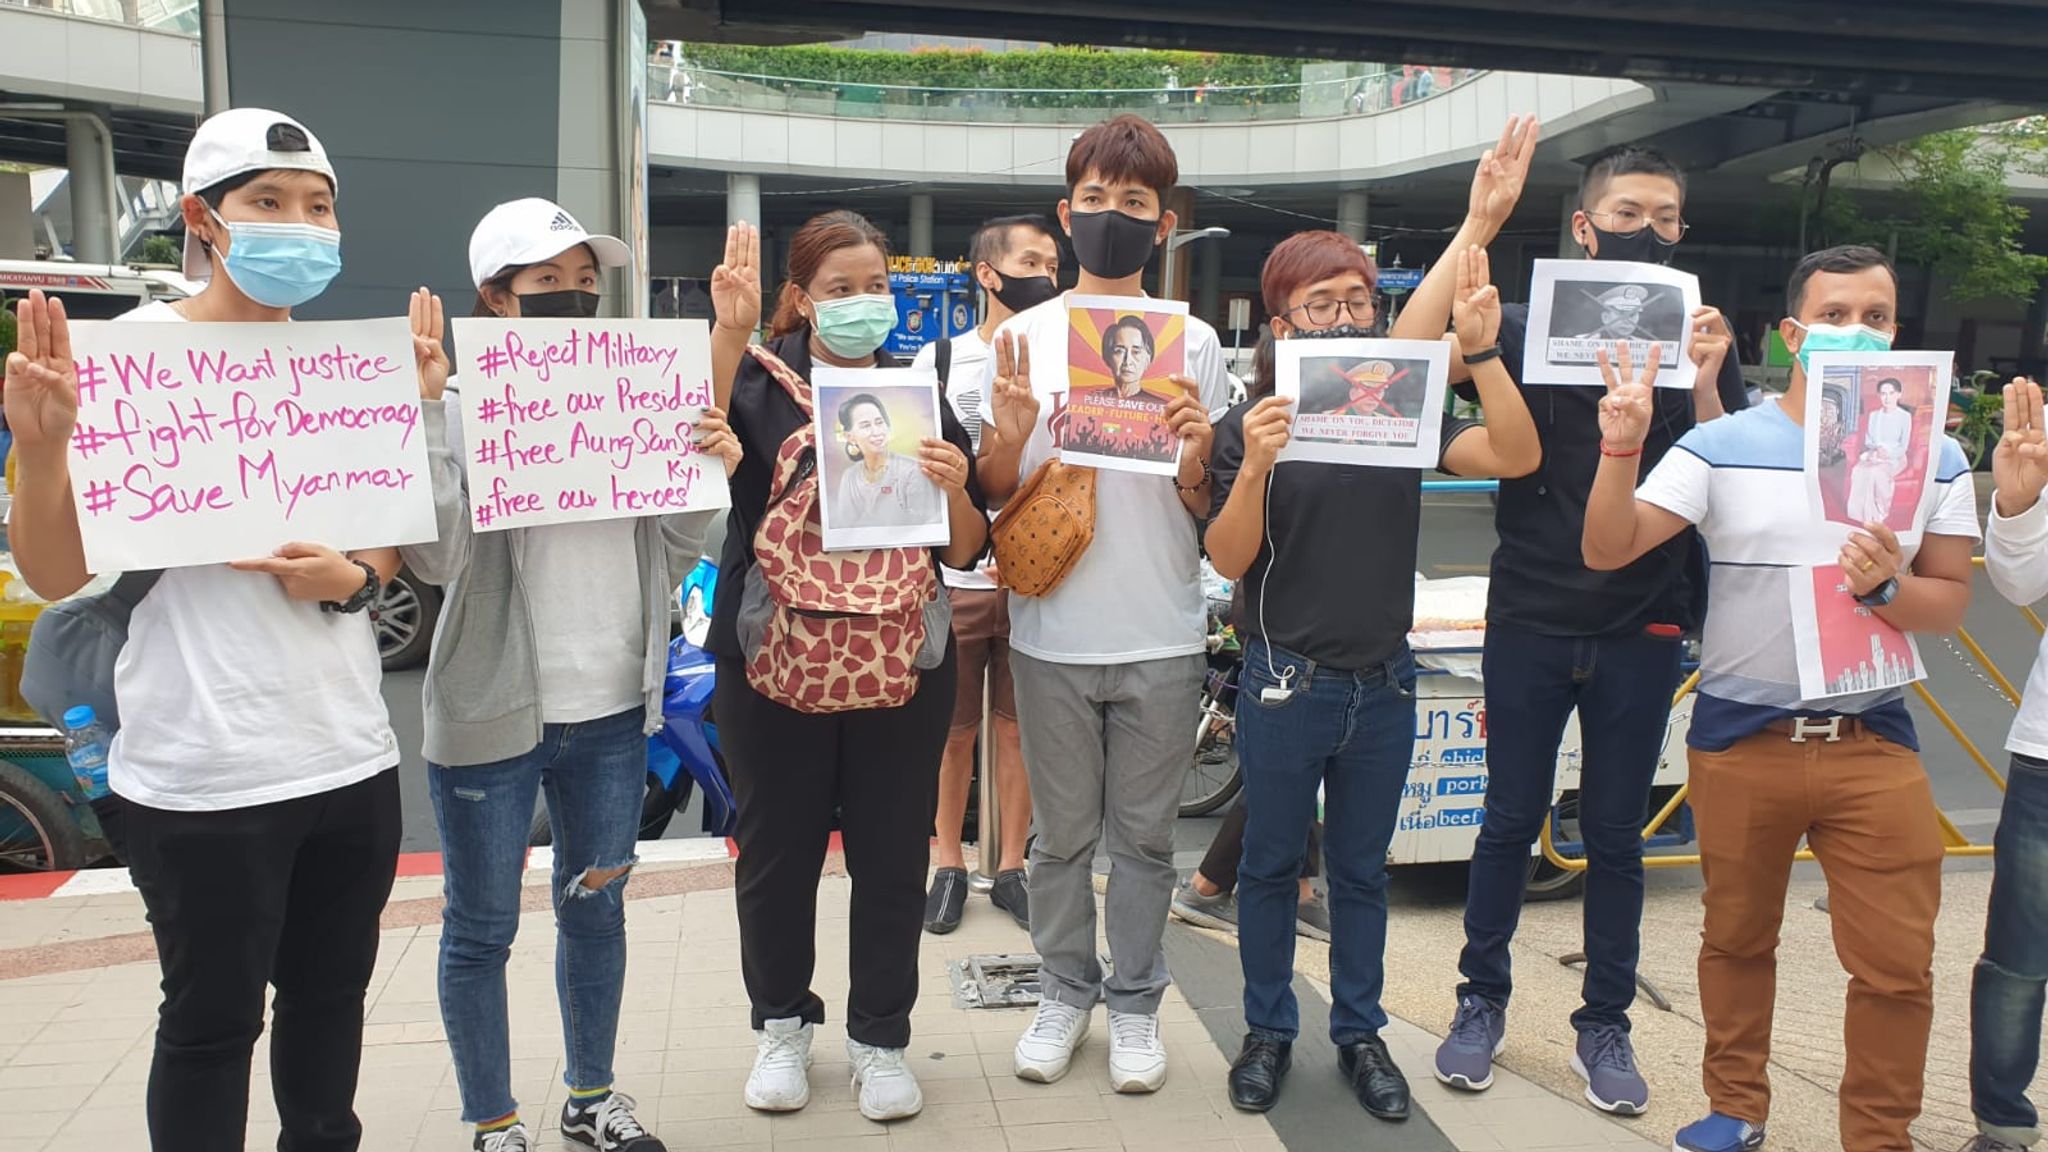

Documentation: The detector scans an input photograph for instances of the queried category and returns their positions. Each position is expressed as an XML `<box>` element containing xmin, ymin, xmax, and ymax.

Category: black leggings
<box><xmin>1197</xmin><ymin>797</ymin><xmax>1321</xmax><ymax>892</ymax></box>
<box><xmin>719</xmin><ymin>647</ymin><xmax>957</xmax><ymax>1049</ymax></box>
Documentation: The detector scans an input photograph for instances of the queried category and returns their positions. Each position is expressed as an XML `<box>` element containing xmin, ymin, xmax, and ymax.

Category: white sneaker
<box><xmin>848</xmin><ymin>1039</ymin><xmax>924</xmax><ymax>1121</ymax></box>
<box><xmin>1107</xmin><ymin>1010</ymin><xmax>1167</xmax><ymax>1093</ymax></box>
<box><xmin>744</xmin><ymin>1016</ymin><xmax>814</xmax><ymax>1112</ymax></box>
<box><xmin>1013</xmin><ymin>999</ymin><xmax>1091</xmax><ymax>1083</ymax></box>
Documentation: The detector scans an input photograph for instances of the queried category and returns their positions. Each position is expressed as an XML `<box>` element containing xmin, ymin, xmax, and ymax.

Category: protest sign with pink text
<box><xmin>64</xmin><ymin>318</ymin><xmax>435</xmax><ymax>571</ymax></box>
<box><xmin>450</xmin><ymin>318</ymin><xmax>731</xmax><ymax>532</ymax></box>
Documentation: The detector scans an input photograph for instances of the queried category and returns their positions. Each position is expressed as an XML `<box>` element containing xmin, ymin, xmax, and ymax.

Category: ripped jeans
<box><xmin>429</xmin><ymin>706</ymin><xmax>646</xmax><ymax>1124</ymax></box>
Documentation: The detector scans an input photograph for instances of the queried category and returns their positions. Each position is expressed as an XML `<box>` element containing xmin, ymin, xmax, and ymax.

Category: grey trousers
<box><xmin>1011</xmin><ymin>650</ymin><xmax>1206</xmax><ymax>1015</ymax></box>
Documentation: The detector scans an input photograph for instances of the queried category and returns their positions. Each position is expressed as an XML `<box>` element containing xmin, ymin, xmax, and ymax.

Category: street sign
<box><xmin>1378</xmin><ymin>266</ymin><xmax>1426</xmax><ymax>293</ymax></box>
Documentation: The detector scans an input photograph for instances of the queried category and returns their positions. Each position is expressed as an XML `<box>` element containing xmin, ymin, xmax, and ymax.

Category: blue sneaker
<box><xmin>1432</xmin><ymin>995</ymin><xmax>1505</xmax><ymax>1091</ymax></box>
<box><xmin>1672</xmin><ymin>1112</ymin><xmax>1764</xmax><ymax>1152</ymax></box>
<box><xmin>1573</xmin><ymin>1025</ymin><xmax>1649</xmax><ymax>1115</ymax></box>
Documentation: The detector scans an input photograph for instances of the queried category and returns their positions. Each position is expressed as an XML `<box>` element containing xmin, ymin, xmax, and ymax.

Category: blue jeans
<box><xmin>1457</xmin><ymin>624</ymin><xmax>1681</xmax><ymax>1032</ymax></box>
<box><xmin>1971</xmin><ymin>753</ymin><xmax>2048</xmax><ymax>1143</ymax></box>
<box><xmin>1235</xmin><ymin>637</ymin><xmax>1417</xmax><ymax>1045</ymax></box>
<box><xmin>429</xmin><ymin>706</ymin><xmax>646</xmax><ymax>1124</ymax></box>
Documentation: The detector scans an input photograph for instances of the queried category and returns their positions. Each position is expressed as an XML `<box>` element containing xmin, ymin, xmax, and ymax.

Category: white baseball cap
<box><xmin>468</xmin><ymin>198</ymin><xmax>631</xmax><ymax>290</ymax></box>
<box><xmin>179</xmin><ymin>108</ymin><xmax>337</xmax><ymax>279</ymax></box>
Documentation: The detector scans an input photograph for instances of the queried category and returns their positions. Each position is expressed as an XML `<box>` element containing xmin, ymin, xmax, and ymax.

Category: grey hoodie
<box><xmin>401</xmin><ymin>394</ymin><xmax>714</xmax><ymax>768</ymax></box>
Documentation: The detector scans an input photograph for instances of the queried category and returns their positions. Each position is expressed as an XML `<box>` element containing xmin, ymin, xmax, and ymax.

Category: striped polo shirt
<box><xmin>1635</xmin><ymin>397</ymin><xmax>1979</xmax><ymax>751</ymax></box>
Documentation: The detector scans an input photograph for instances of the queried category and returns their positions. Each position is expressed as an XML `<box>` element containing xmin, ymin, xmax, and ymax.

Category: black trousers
<box><xmin>1197</xmin><ymin>797</ymin><xmax>1321</xmax><ymax>892</ymax></box>
<box><xmin>126</xmin><ymin>769</ymin><xmax>401</xmax><ymax>1152</ymax></box>
<box><xmin>720</xmin><ymin>646</ymin><xmax>955</xmax><ymax>1049</ymax></box>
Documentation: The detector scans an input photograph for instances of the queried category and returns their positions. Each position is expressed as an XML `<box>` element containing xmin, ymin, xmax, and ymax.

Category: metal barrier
<box><xmin>1538</xmin><ymin>555</ymin><xmax>2028</xmax><ymax>872</ymax></box>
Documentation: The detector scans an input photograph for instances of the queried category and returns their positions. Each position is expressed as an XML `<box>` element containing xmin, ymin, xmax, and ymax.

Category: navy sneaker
<box><xmin>1432</xmin><ymin>995</ymin><xmax>1505</xmax><ymax>1091</ymax></box>
<box><xmin>1572</xmin><ymin>1025</ymin><xmax>1648</xmax><ymax>1114</ymax></box>
<box><xmin>1672</xmin><ymin>1112</ymin><xmax>1764</xmax><ymax>1152</ymax></box>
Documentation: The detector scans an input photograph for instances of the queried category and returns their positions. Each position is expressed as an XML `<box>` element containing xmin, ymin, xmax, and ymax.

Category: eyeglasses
<box><xmin>1286</xmin><ymin>296</ymin><xmax>1376</xmax><ymax>327</ymax></box>
<box><xmin>1587</xmin><ymin>208</ymin><xmax>1690</xmax><ymax>241</ymax></box>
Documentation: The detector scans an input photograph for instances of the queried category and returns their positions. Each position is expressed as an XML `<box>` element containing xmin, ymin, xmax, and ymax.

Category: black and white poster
<box><xmin>1522</xmin><ymin>258</ymin><xmax>1700</xmax><ymax>388</ymax></box>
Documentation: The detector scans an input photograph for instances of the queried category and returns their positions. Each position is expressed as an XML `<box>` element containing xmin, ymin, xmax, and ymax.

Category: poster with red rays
<box><xmin>1788</xmin><ymin>563</ymin><xmax>1925</xmax><ymax>699</ymax></box>
<box><xmin>1060</xmin><ymin>295</ymin><xmax>1188</xmax><ymax>476</ymax></box>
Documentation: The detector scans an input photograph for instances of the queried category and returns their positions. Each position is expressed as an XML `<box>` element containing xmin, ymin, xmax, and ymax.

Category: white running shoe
<box><xmin>848</xmin><ymin>1040</ymin><xmax>924</xmax><ymax>1121</ymax></box>
<box><xmin>1107</xmin><ymin>1010</ymin><xmax>1167</xmax><ymax>1093</ymax></box>
<box><xmin>744</xmin><ymin>1016</ymin><xmax>814</xmax><ymax>1112</ymax></box>
<box><xmin>1013</xmin><ymin>999</ymin><xmax>1091</xmax><ymax>1083</ymax></box>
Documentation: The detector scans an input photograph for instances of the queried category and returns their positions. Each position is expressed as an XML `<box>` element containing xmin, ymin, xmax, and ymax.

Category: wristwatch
<box><xmin>1854</xmin><ymin>576</ymin><xmax>1899</xmax><ymax>608</ymax></box>
<box><xmin>321</xmin><ymin>560</ymin><xmax>381</xmax><ymax>615</ymax></box>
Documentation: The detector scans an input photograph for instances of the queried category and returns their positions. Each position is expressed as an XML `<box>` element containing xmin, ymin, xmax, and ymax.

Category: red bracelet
<box><xmin>1600</xmin><ymin>443</ymin><xmax>1643</xmax><ymax>459</ymax></box>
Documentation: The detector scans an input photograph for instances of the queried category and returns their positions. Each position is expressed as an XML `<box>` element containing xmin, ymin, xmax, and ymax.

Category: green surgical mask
<box><xmin>1791</xmin><ymin>320</ymin><xmax>1894</xmax><ymax>374</ymax></box>
<box><xmin>810</xmin><ymin>293</ymin><xmax>897</xmax><ymax>359</ymax></box>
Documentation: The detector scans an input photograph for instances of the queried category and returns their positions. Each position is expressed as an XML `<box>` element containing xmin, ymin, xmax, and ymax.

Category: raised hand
<box><xmin>1467</xmin><ymin>116</ymin><xmax>1540</xmax><ymax>234</ymax></box>
<box><xmin>693</xmin><ymin>405</ymin><xmax>743</xmax><ymax>477</ymax></box>
<box><xmin>410</xmin><ymin>287</ymin><xmax>449</xmax><ymax>401</ymax></box>
<box><xmin>711</xmin><ymin>222</ymin><xmax>762</xmax><ymax>335</ymax></box>
<box><xmin>1995</xmin><ymin>376</ymin><xmax>2048</xmax><ymax>519</ymax></box>
<box><xmin>1595</xmin><ymin>339</ymin><xmax>1660</xmax><ymax>453</ymax></box>
<box><xmin>1688</xmin><ymin>305</ymin><xmax>1732</xmax><ymax>381</ymax></box>
<box><xmin>1240</xmin><ymin>395</ymin><xmax>1293</xmax><ymax>476</ymax></box>
<box><xmin>1450</xmin><ymin>245</ymin><xmax>1501</xmax><ymax>357</ymax></box>
<box><xmin>988</xmin><ymin>331</ymin><xmax>1041</xmax><ymax>447</ymax></box>
<box><xmin>4</xmin><ymin>290</ymin><xmax>80</xmax><ymax>452</ymax></box>
<box><xmin>228</xmin><ymin>541</ymin><xmax>368</xmax><ymax>602</ymax></box>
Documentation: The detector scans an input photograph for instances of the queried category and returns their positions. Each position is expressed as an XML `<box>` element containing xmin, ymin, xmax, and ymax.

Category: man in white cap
<box><xmin>5</xmin><ymin>107</ymin><xmax>405</xmax><ymax>1150</ymax></box>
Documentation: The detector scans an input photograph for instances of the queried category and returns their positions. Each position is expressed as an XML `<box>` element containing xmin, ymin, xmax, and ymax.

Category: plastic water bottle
<box><xmin>62</xmin><ymin>706</ymin><xmax>111</xmax><ymax>800</ymax></box>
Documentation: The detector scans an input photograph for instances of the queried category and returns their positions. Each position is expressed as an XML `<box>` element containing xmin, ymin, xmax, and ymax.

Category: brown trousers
<box><xmin>1690</xmin><ymin>725</ymin><xmax>1945</xmax><ymax>1152</ymax></box>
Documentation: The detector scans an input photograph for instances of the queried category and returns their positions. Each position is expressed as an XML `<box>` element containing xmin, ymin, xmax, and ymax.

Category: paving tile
<box><xmin>1000</xmin><ymin>1120</ymin><xmax>1126</xmax><ymax>1151</ymax></box>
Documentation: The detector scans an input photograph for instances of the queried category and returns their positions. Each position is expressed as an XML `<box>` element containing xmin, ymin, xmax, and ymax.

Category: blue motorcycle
<box><xmin>528</xmin><ymin>558</ymin><xmax>735</xmax><ymax>845</ymax></box>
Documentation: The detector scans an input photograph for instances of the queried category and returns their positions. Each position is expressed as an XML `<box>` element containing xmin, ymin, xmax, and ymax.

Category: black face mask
<box><xmin>1291</xmin><ymin>322</ymin><xmax>1378</xmax><ymax>341</ymax></box>
<box><xmin>517</xmin><ymin>289</ymin><xmax>602</xmax><ymax>318</ymax></box>
<box><xmin>1067</xmin><ymin>209</ymin><xmax>1161</xmax><ymax>281</ymax></box>
<box><xmin>986</xmin><ymin>269</ymin><xmax>1059</xmax><ymax>314</ymax></box>
<box><xmin>1585</xmin><ymin>222</ymin><xmax>1679</xmax><ymax>267</ymax></box>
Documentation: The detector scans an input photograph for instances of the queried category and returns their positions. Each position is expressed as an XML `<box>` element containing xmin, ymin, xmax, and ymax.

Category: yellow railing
<box><xmin>1539</xmin><ymin>556</ymin><xmax>2030</xmax><ymax>870</ymax></box>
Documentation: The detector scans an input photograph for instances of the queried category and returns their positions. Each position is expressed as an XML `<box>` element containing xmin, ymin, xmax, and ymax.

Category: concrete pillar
<box><xmin>1338</xmin><ymin>190</ymin><xmax>1369</xmax><ymax>243</ymax></box>
<box><xmin>0</xmin><ymin>172</ymin><xmax>32</xmax><ymax>260</ymax></box>
<box><xmin>1558</xmin><ymin>192</ymin><xmax>1581</xmax><ymax>258</ymax></box>
<box><xmin>1162</xmin><ymin>187</ymin><xmax>1197</xmax><ymax>300</ymax></box>
<box><xmin>200</xmin><ymin>0</ymin><xmax>230</xmax><ymax>115</ymax></box>
<box><xmin>908</xmin><ymin>192</ymin><xmax>934</xmax><ymax>258</ymax></box>
<box><xmin>1196</xmin><ymin>240</ymin><xmax>1222</xmax><ymax>327</ymax></box>
<box><xmin>727</xmin><ymin>173</ymin><xmax>761</xmax><ymax>228</ymax></box>
<box><xmin>67</xmin><ymin>116</ymin><xmax>116</xmax><ymax>265</ymax></box>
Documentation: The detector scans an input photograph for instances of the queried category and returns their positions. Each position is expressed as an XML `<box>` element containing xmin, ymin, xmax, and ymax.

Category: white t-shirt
<box><xmin>979</xmin><ymin>294</ymin><xmax>1230</xmax><ymax>664</ymax></box>
<box><xmin>1986</xmin><ymin>500</ymin><xmax>2048</xmax><ymax>759</ymax></box>
<box><xmin>103</xmin><ymin>300</ymin><xmax>399</xmax><ymax>811</ymax></box>
<box><xmin>913</xmin><ymin>330</ymin><xmax>996</xmax><ymax>591</ymax></box>
<box><xmin>522</xmin><ymin>517</ymin><xmax>646</xmax><ymax>723</ymax></box>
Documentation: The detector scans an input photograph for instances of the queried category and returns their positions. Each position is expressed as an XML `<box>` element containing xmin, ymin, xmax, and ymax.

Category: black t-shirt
<box><xmin>706</xmin><ymin>332</ymin><xmax>986</xmax><ymax>660</ymax></box>
<box><xmin>1452</xmin><ymin>302</ymin><xmax>1749</xmax><ymax>637</ymax></box>
<box><xmin>1209</xmin><ymin>400</ymin><xmax>1476</xmax><ymax>671</ymax></box>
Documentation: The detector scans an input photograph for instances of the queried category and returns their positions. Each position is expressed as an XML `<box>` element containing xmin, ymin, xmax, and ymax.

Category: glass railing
<box><xmin>0</xmin><ymin>0</ymin><xmax>200</xmax><ymax>35</ymax></box>
<box><xmin>645</xmin><ymin>62</ymin><xmax>1480</xmax><ymax>124</ymax></box>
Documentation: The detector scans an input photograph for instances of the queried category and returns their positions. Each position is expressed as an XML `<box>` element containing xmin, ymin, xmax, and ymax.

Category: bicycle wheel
<box><xmin>0</xmin><ymin>760</ymin><xmax>88</xmax><ymax>872</ymax></box>
<box><xmin>1181</xmin><ymin>664</ymin><xmax>1243</xmax><ymax>817</ymax></box>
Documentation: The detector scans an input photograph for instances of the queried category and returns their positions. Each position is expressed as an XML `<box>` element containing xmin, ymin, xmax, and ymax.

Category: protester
<box><xmin>976</xmin><ymin>113</ymin><xmax>1227</xmax><ymax>1094</ymax></box>
<box><xmin>5</xmin><ymin>108</ymin><xmax>402</xmax><ymax>1152</ymax></box>
<box><xmin>911</xmin><ymin>214</ymin><xmax>1060</xmax><ymax>935</ymax></box>
<box><xmin>1170</xmin><ymin>798</ymin><xmax>1329</xmax><ymax>939</ymax></box>
<box><xmin>1970</xmin><ymin>375</ymin><xmax>2048</xmax><ymax>1152</ymax></box>
<box><xmin>1582</xmin><ymin>244</ymin><xmax>1977</xmax><ymax>1152</ymax></box>
<box><xmin>401</xmin><ymin>197</ymin><xmax>740</xmax><ymax>1152</ymax></box>
<box><xmin>1211</xmin><ymin>151</ymin><xmax>1543</xmax><ymax>1118</ymax></box>
<box><xmin>1435</xmin><ymin>143</ymin><xmax>1749</xmax><ymax>1116</ymax></box>
<box><xmin>704</xmin><ymin>209</ymin><xmax>988</xmax><ymax>1123</ymax></box>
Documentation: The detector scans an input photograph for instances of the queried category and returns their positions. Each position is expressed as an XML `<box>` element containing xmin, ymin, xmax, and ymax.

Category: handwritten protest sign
<box><xmin>64</xmin><ymin>318</ymin><xmax>435</xmax><ymax>572</ymax></box>
<box><xmin>449</xmin><ymin>318</ymin><xmax>731</xmax><ymax>532</ymax></box>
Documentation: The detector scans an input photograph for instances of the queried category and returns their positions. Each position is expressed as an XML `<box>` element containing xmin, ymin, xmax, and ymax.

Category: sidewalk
<box><xmin>0</xmin><ymin>851</ymin><xmax>1663</xmax><ymax>1152</ymax></box>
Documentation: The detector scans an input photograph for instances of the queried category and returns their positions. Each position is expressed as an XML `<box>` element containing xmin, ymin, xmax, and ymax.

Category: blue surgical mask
<box><xmin>809</xmin><ymin>293</ymin><xmax>897</xmax><ymax>360</ymax></box>
<box><xmin>209</xmin><ymin>208</ymin><xmax>342</xmax><ymax>308</ymax></box>
<box><xmin>1790</xmin><ymin>320</ymin><xmax>1894</xmax><ymax>374</ymax></box>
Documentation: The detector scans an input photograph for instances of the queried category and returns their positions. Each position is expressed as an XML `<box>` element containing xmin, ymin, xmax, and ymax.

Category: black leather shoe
<box><xmin>1338</xmin><ymin>1035</ymin><xmax>1410</xmax><ymax>1121</ymax></box>
<box><xmin>1228</xmin><ymin>1035</ymin><xmax>1292</xmax><ymax>1112</ymax></box>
